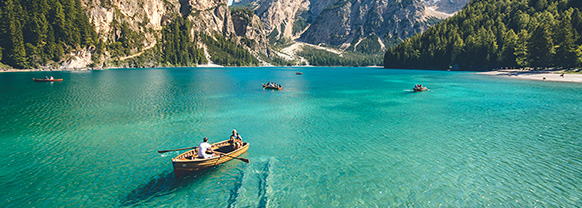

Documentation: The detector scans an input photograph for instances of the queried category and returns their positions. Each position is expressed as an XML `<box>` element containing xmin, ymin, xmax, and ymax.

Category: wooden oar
<box><xmin>216</xmin><ymin>152</ymin><xmax>250</xmax><ymax>163</ymax></box>
<box><xmin>157</xmin><ymin>147</ymin><xmax>197</xmax><ymax>153</ymax></box>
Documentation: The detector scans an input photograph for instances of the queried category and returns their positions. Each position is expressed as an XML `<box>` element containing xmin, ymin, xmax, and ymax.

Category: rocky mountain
<box><xmin>233</xmin><ymin>0</ymin><xmax>469</xmax><ymax>54</ymax></box>
<box><xmin>0</xmin><ymin>0</ymin><xmax>272</xmax><ymax>69</ymax></box>
<box><xmin>0</xmin><ymin>0</ymin><xmax>467</xmax><ymax>69</ymax></box>
<box><xmin>83</xmin><ymin>0</ymin><xmax>270</xmax><ymax>67</ymax></box>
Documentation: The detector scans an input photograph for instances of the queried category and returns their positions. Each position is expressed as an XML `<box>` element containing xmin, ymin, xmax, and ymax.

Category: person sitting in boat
<box><xmin>229</xmin><ymin>135</ymin><xmax>242</xmax><ymax>150</ymax></box>
<box><xmin>198</xmin><ymin>137</ymin><xmax>217</xmax><ymax>159</ymax></box>
<box><xmin>231</xmin><ymin>129</ymin><xmax>242</xmax><ymax>141</ymax></box>
<box><xmin>49</xmin><ymin>76</ymin><xmax>54</xmax><ymax>80</ymax></box>
<box><xmin>45</xmin><ymin>76</ymin><xmax>49</xmax><ymax>79</ymax></box>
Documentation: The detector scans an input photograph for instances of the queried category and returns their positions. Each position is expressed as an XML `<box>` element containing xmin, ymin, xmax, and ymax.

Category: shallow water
<box><xmin>1</xmin><ymin>67</ymin><xmax>581</xmax><ymax>207</ymax></box>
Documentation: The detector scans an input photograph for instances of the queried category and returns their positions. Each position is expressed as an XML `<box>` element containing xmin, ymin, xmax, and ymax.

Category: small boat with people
<box><xmin>296</xmin><ymin>72</ymin><xmax>303</xmax><ymax>75</ymax></box>
<box><xmin>413</xmin><ymin>84</ymin><xmax>428</xmax><ymax>92</ymax></box>
<box><xmin>262</xmin><ymin>82</ymin><xmax>283</xmax><ymax>90</ymax></box>
<box><xmin>33</xmin><ymin>76</ymin><xmax>62</xmax><ymax>82</ymax></box>
<box><xmin>168</xmin><ymin>138</ymin><xmax>249</xmax><ymax>176</ymax></box>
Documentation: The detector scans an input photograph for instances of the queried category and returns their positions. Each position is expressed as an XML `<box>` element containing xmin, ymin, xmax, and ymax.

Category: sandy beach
<box><xmin>477</xmin><ymin>69</ymin><xmax>582</xmax><ymax>83</ymax></box>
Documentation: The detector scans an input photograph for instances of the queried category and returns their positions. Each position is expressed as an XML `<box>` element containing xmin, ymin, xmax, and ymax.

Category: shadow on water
<box><xmin>121</xmin><ymin>168</ymin><xmax>222</xmax><ymax>206</ymax></box>
<box><xmin>122</xmin><ymin>153</ymin><xmax>252</xmax><ymax>206</ymax></box>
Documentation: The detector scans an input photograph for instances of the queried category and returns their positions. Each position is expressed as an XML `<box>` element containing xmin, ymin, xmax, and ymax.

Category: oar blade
<box><xmin>240</xmin><ymin>158</ymin><xmax>250</xmax><ymax>163</ymax></box>
<box><xmin>157</xmin><ymin>147</ymin><xmax>196</xmax><ymax>154</ymax></box>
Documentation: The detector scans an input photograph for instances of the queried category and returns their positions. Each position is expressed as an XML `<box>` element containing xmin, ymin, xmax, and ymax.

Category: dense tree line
<box><xmin>298</xmin><ymin>46</ymin><xmax>382</xmax><ymax>66</ymax></box>
<box><xmin>384</xmin><ymin>0</ymin><xmax>582</xmax><ymax>70</ymax></box>
<box><xmin>158</xmin><ymin>16</ymin><xmax>206</xmax><ymax>66</ymax></box>
<box><xmin>0</xmin><ymin>0</ymin><xmax>98</xmax><ymax>68</ymax></box>
<box><xmin>201</xmin><ymin>33</ymin><xmax>259</xmax><ymax>66</ymax></box>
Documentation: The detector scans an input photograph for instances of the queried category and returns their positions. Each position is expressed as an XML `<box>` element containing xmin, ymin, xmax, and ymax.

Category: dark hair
<box><xmin>203</xmin><ymin>137</ymin><xmax>208</xmax><ymax>142</ymax></box>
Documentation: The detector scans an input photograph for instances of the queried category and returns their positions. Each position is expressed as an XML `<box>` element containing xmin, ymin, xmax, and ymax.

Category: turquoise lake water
<box><xmin>1</xmin><ymin>67</ymin><xmax>581</xmax><ymax>207</ymax></box>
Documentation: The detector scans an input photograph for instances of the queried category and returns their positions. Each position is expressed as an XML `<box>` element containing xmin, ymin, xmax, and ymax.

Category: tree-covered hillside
<box><xmin>0</xmin><ymin>0</ymin><xmax>99</xmax><ymax>69</ymax></box>
<box><xmin>384</xmin><ymin>0</ymin><xmax>582</xmax><ymax>70</ymax></box>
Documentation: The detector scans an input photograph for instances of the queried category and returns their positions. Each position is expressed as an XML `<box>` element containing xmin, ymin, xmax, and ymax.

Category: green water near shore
<box><xmin>1</xmin><ymin>67</ymin><xmax>581</xmax><ymax>207</ymax></box>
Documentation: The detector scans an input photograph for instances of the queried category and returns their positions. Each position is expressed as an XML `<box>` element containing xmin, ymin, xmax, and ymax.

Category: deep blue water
<box><xmin>0</xmin><ymin>67</ymin><xmax>581</xmax><ymax>207</ymax></box>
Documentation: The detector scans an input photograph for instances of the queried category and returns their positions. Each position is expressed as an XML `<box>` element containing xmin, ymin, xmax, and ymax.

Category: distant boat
<box><xmin>33</xmin><ymin>78</ymin><xmax>63</xmax><ymax>82</ymax></box>
<box><xmin>171</xmin><ymin>139</ymin><xmax>249</xmax><ymax>176</ymax></box>
<box><xmin>262</xmin><ymin>83</ymin><xmax>283</xmax><ymax>90</ymax></box>
<box><xmin>296</xmin><ymin>72</ymin><xmax>303</xmax><ymax>75</ymax></box>
<box><xmin>413</xmin><ymin>85</ymin><xmax>428</xmax><ymax>92</ymax></box>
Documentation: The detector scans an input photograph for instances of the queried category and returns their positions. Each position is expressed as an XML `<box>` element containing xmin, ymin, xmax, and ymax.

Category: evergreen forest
<box><xmin>0</xmin><ymin>0</ymin><xmax>98</xmax><ymax>69</ymax></box>
<box><xmin>201</xmin><ymin>33</ymin><xmax>259</xmax><ymax>66</ymax></box>
<box><xmin>298</xmin><ymin>46</ymin><xmax>382</xmax><ymax>66</ymax></box>
<box><xmin>384</xmin><ymin>0</ymin><xmax>582</xmax><ymax>70</ymax></box>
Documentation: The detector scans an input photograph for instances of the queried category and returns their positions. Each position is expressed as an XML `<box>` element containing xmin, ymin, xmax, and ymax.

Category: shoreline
<box><xmin>0</xmin><ymin>63</ymin><xmax>227</xmax><ymax>73</ymax></box>
<box><xmin>4</xmin><ymin>66</ymin><xmax>582</xmax><ymax>84</ymax></box>
<box><xmin>0</xmin><ymin>67</ymin><xmax>104</xmax><ymax>73</ymax></box>
<box><xmin>477</xmin><ymin>69</ymin><xmax>582</xmax><ymax>83</ymax></box>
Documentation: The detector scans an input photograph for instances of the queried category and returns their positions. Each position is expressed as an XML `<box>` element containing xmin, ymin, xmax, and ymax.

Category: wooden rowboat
<box><xmin>172</xmin><ymin>139</ymin><xmax>249</xmax><ymax>176</ymax></box>
<box><xmin>262</xmin><ymin>84</ymin><xmax>283</xmax><ymax>90</ymax></box>
<box><xmin>413</xmin><ymin>87</ymin><xmax>428</xmax><ymax>92</ymax></box>
<box><xmin>33</xmin><ymin>78</ymin><xmax>63</xmax><ymax>82</ymax></box>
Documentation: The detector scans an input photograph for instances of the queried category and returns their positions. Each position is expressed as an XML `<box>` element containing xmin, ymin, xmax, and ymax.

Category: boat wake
<box><xmin>227</xmin><ymin>157</ymin><xmax>277</xmax><ymax>208</ymax></box>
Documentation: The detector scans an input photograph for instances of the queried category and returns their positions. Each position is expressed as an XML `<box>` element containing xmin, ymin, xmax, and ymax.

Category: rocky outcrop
<box><xmin>231</xmin><ymin>8</ymin><xmax>270</xmax><ymax>54</ymax></box>
<box><xmin>77</xmin><ymin>0</ymin><xmax>269</xmax><ymax>67</ymax></box>
<box><xmin>84</xmin><ymin>0</ymin><xmax>179</xmax><ymax>46</ymax></box>
<box><xmin>234</xmin><ymin>0</ymin><xmax>469</xmax><ymax>53</ymax></box>
<box><xmin>424</xmin><ymin>0</ymin><xmax>470</xmax><ymax>14</ymax></box>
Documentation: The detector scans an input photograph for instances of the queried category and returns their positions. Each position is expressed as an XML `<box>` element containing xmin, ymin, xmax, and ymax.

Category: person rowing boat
<box><xmin>198</xmin><ymin>137</ymin><xmax>218</xmax><ymax>158</ymax></box>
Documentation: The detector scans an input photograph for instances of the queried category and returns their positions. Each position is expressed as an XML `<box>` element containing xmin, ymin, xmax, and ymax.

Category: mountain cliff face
<box><xmin>81</xmin><ymin>0</ymin><xmax>268</xmax><ymax>67</ymax></box>
<box><xmin>233</xmin><ymin>0</ymin><xmax>469</xmax><ymax>53</ymax></box>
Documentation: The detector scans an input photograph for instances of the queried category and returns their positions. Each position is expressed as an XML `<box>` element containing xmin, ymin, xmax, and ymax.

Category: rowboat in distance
<box><xmin>296</xmin><ymin>72</ymin><xmax>303</xmax><ymax>75</ymax></box>
<box><xmin>262</xmin><ymin>83</ymin><xmax>283</xmax><ymax>90</ymax></box>
<box><xmin>413</xmin><ymin>84</ymin><xmax>428</xmax><ymax>92</ymax></box>
<box><xmin>33</xmin><ymin>78</ymin><xmax>63</xmax><ymax>82</ymax></box>
<box><xmin>172</xmin><ymin>139</ymin><xmax>249</xmax><ymax>176</ymax></box>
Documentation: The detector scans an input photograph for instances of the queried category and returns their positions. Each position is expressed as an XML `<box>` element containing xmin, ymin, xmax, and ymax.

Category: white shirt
<box><xmin>198</xmin><ymin>142</ymin><xmax>213</xmax><ymax>158</ymax></box>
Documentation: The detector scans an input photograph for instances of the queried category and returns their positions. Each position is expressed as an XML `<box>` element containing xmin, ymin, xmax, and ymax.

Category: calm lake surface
<box><xmin>1</xmin><ymin>67</ymin><xmax>581</xmax><ymax>207</ymax></box>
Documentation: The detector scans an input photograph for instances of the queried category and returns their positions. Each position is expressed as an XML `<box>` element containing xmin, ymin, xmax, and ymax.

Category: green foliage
<box><xmin>260</xmin><ymin>52</ymin><xmax>295</xmax><ymax>66</ymax></box>
<box><xmin>230</xmin><ymin>7</ymin><xmax>254</xmax><ymax>22</ymax></box>
<box><xmin>268</xmin><ymin>28</ymin><xmax>280</xmax><ymax>45</ymax></box>
<box><xmin>292</xmin><ymin>10</ymin><xmax>311</xmax><ymax>35</ymax></box>
<box><xmin>159</xmin><ymin>16</ymin><xmax>206</xmax><ymax>66</ymax></box>
<box><xmin>201</xmin><ymin>33</ymin><xmax>258</xmax><ymax>66</ymax></box>
<box><xmin>107</xmin><ymin>20</ymin><xmax>145</xmax><ymax>58</ymax></box>
<box><xmin>298</xmin><ymin>46</ymin><xmax>382</xmax><ymax>66</ymax></box>
<box><xmin>384</xmin><ymin>0</ymin><xmax>582</xmax><ymax>70</ymax></box>
<box><xmin>0</xmin><ymin>0</ymin><xmax>98</xmax><ymax>69</ymax></box>
<box><xmin>352</xmin><ymin>34</ymin><xmax>382</xmax><ymax>54</ymax></box>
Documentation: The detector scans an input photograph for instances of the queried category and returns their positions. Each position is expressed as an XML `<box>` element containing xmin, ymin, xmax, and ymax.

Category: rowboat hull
<box><xmin>33</xmin><ymin>78</ymin><xmax>63</xmax><ymax>82</ymax></box>
<box><xmin>262</xmin><ymin>84</ymin><xmax>283</xmax><ymax>90</ymax></box>
<box><xmin>413</xmin><ymin>87</ymin><xmax>427</xmax><ymax>92</ymax></box>
<box><xmin>172</xmin><ymin>140</ymin><xmax>249</xmax><ymax>176</ymax></box>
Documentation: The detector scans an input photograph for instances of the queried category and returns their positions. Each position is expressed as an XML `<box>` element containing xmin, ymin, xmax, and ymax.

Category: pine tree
<box><xmin>51</xmin><ymin>0</ymin><xmax>66</xmax><ymax>45</ymax></box>
<box><xmin>514</xmin><ymin>29</ymin><xmax>529</xmax><ymax>67</ymax></box>
<box><xmin>501</xmin><ymin>29</ymin><xmax>518</xmax><ymax>67</ymax></box>
<box><xmin>527</xmin><ymin>24</ymin><xmax>554</xmax><ymax>68</ymax></box>
<box><xmin>554</xmin><ymin>16</ymin><xmax>578</xmax><ymax>68</ymax></box>
<box><xmin>5</xmin><ymin>0</ymin><xmax>28</xmax><ymax>68</ymax></box>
